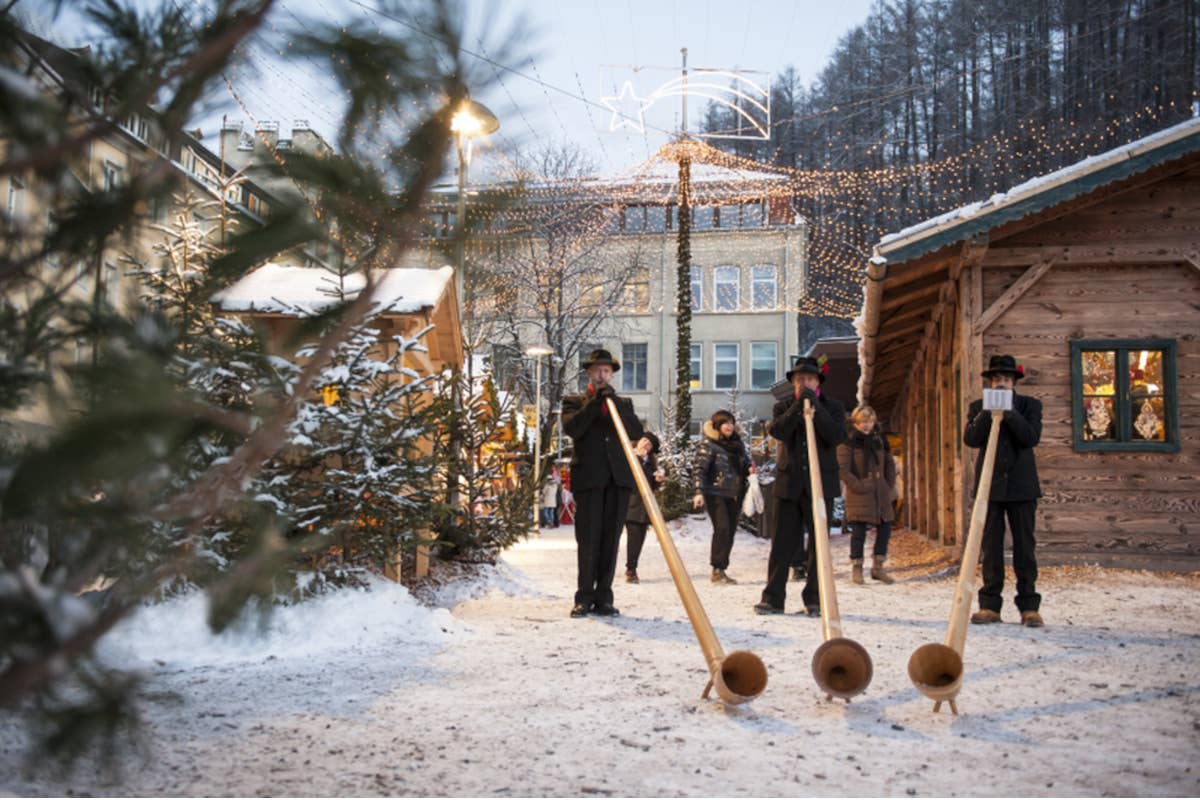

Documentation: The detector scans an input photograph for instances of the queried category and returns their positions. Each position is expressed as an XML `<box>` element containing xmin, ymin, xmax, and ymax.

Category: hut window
<box><xmin>1070</xmin><ymin>339</ymin><xmax>1179</xmax><ymax>452</ymax></box>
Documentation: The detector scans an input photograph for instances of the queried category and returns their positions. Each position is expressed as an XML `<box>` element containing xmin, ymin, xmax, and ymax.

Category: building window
<box><xmin>102</xmin><ymin>160</ymin><xmax>123</xmax><ymax>191</ymax></box>
<box><xmin>690</xmin><ymin>266</ymin><xmax>702</xmax><ymax>312</ymax></box>
<box><xmin>687</xmin><ymin>419</ymin><xmax>701</xmax><ymax>438</ymax></box>
<box><xmin>621</xmin><ymin>268</ymin><xmax>650</xmax><ymax>312</ymax></box>
<box><xmin>750</xmin><ymin>342</ymin><xmax>777</xmax><ymax>390</ymax></box>
<box><xmin>714</xmin><ymin>266</ymin><xmax>739</xmax><ymax>311</ymax></box>
<box><xmin>751</xmin><ymin>265</ymin><xmax>777</xmax><ymax>310</ymax></box>
<box><xmin>714</xmin><ymin>342</ymin><xmax>738</xmax><ymax>389</ymax></box>
<box><xmin>1071</xmin><ymin>339</ymin><xmax>1179</xmax><ymax>452</ymax></box>
<box><xmin>693</xmin><ymin>206</ymin><xmax>715</xmax><ymax>231</ymax></box>
<box><xmin>624</xmin><ymin>205</ymin><xmax>645</xmax><ymax>233</ymax></box>
<box><xmin>718</xmin><ymin>204</ymin><xmax>739</xmax><ymax>228</ymax></box>
<box><xmin>646</xmin><ymin>205</ymin><xmax>666</xmax><ymax>232</ymax></box>
<box><xmin>622</xmin><ymin>343</ymin><xmax>648</xmax><ymax>392</ymax></box>
<box><xmin>742</xmin><ymin>200</ymin><xmax>764</xmax><ymax>227</ymax></box>
<box><xmin>690</xmin><ymin>343</ymin><xmax>701</xmax><ymax>389</ymax></box>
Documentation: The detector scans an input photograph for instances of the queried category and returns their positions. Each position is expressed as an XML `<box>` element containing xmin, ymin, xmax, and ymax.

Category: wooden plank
<box><xmin>974</xmin><ymin>257</ymin><xmax>1057</xmax><ymax>334</ymax></box>
<box><xmin>880</xmin><ymin>279</ymin><xmax>943</xmax><ymax>311</ymax></box>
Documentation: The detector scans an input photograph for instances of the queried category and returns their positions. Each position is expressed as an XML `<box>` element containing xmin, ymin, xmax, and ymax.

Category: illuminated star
<box><xmin>601</xmin><ymin>81</ymin><xmax>653</xmax><ymax>133</ymax></box>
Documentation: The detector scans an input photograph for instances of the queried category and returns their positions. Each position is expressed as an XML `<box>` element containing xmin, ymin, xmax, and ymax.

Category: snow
<box><xmin>876</xmin><ymin>115</ymin><xmax>1200</xmax><ymax>256</ymax></box>
<box><xmin>2</xmin><ymin>519</ymin><xmax>1198</xmax><ymax>796</ymax></box>
<box><xmin>213</xmin><ymin>263</ymin><xmax>454</xmax><ymax>316</ymax></box>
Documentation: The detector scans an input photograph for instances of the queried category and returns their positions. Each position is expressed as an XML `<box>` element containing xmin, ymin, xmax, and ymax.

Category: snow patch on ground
<box><xmin>98</xmin><ymin>577</ymin><xmax>463</xmax><ymax>669</ymax></box>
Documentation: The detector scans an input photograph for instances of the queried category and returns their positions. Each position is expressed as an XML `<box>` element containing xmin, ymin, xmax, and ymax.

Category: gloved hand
<box><xmin>596</xmin><ymin>383</ymin><xmax>616</xmax><ymax>399</ymax></box>
<box><xmin>798</xmin><ymin>387</ymin><xmax>818</xmax><ymax>406</ymax></box>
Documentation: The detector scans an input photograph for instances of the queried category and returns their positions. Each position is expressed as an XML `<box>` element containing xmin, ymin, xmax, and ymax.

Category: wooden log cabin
<box><xmin>856</xmin><ymin>118</ymin><xmax>1200</xmax><ymax>571</ymax></box>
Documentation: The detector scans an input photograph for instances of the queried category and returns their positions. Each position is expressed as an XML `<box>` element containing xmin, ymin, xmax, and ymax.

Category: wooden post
<box><xmin>958</xmin><ymin>261</ymin><xmax>984</xmax><ymax>541</ymax></box>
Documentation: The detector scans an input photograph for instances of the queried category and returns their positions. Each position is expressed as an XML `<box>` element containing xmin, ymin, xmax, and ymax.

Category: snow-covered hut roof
<box><xmin>214</xmin><ymin>263</ymin><xmax>455</xmax><ymax>316</ymax></box>
<box><xmin>874</xmin><ymin>116</ymin><xmax>1200</xmax><ymax>264</ymax></box>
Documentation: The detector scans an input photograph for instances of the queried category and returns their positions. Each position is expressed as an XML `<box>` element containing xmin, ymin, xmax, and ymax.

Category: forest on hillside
<box><xmin>701</xmin><ymin>0</ymin><xmax>1199</xmax><ymax>334</ymax></box>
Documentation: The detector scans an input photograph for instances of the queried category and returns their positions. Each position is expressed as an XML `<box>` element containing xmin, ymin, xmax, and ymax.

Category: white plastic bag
<box><xmin>741</xmin><ymin>473</ymin><xmax>764</xmax><ymax>517</ymax></box>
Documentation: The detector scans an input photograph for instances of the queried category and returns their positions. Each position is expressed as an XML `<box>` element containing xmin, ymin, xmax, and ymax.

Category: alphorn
<box><xmin>907</xmin><ymin>408</ymin><xmax>1003</xmax><ymax>714</ymax></box>
<box><xmin>605</xmin><ymin>397</ymin><xmax>768</xmax><ymax>705</ymax></box>
<box><xmin>803</xmin><ymin>398</ymin><xmax>873</xmax><ymax>701</ymax></box>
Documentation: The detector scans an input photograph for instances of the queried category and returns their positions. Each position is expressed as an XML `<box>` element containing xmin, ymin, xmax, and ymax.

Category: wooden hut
<box><xmin>857</xmin><ymin>118</ymin><xmax>1200</xmax><ymax>571</ymax></box>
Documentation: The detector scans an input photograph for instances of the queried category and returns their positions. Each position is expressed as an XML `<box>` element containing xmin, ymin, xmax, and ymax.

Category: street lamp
<box><xmin>451</xmin><ymin>98</ymin><xmax>500</xmax><ymax>324</ymax></box>
<box><xmin>526</xmin><ymin>343</ymin><xmax>554</xmax><ymax>535</ymax></box>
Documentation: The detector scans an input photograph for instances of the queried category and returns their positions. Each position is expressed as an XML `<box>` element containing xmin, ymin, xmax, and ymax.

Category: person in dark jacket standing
<box><xmin>964</xmin><ymin>354</ymin><xmax>1044</xmax><ymax>628</ymax></box>
<box><xmin>624</xmin><ymin>432</ymin><xmax>664</xmax><ymax>584</ymax></box>
<box><xmin>562</xmin><ymin>348</ymin><xmax>644</xmax><ymax>618</ymax></box>
<box><xmin>838</xmin><ymin>405</ymin><xmax>898</xmax><ymax>585</ymax></box>
<box><xmin>755</xmin><ymin>356</ymin><xmax>846</xmax><ymax>615</ymax></box>
<box><xmin>692</xmin><ymin>410</ymin><xmax>753</xmax><ymax>585</ymax></box>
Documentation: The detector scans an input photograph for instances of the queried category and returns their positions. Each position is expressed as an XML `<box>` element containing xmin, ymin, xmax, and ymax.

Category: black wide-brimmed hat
<box><xmin>581</xmin><ymin>348</ymin><xmax>621</xmax><ymax>372</ymax></box>
<box><xmin>981</xmin><ymin>354</ymin><xmax>1025</xmax><ymax>381</ymax></box>
<box><xmin>785</xmin><ymin>355</ymin><xmax>826</xmax><ymax>384</ymax></box>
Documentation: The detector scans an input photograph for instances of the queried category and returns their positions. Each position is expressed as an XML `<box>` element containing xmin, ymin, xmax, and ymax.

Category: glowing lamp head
<box><xmin>450</xmin><ymin>99</ymin><xmax>500</xmax><ymax>138</ymax></box>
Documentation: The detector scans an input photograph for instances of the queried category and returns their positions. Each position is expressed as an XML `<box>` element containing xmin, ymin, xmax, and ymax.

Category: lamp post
<box><xmin>526</xmin><ymin>343</ymin><xmax>554</xmax><ymax>535</ymax></box>
<box><xmin>450</xmin><ymin>98</ymin><xmax>500</xmax><ymax>327</ymax></box>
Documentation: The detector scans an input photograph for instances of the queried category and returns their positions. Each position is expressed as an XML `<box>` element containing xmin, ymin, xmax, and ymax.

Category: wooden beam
<box><xmin>951</xmin><ymin>234</ymin><xmax>989</xmax><ymax>282</ymax></box>
<box><xmin>880</xmin><ymin>279</ymin><xmax>943</xmax><ymax>311</ymax></box>
<box><xmin>974</xmin><ymin>257</ymin><xmax>1056</xmax><ymax>335</ymax></box>
<box><xmin>982</xmin><ymin>244</ymin><xmax>1192</xmax><ymax>268</ymax></box>
<box><xmin>1185</xmin><ymin>252</ymin><xmax>1200</xmax><ymax>276</ymax></box>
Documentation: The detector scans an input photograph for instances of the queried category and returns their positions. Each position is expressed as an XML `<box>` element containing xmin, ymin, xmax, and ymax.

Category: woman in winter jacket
<box><xmin>692</xmin><ymin>409</ymin><xmax>753</xmax><ymax>584</ymax></box>
<box><xmin>837</xmin><ymin>405</ymin><xmax>898</xmax><ymax>584</ymax></box>
<box><xmin>624</xmin><ymin>432</ymin><xmax>665</xmax><ymax>583</ymax></box>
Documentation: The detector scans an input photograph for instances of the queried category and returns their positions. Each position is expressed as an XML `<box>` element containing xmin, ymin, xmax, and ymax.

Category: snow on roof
<box><xmin>876</xmin><ymin>116</ymin><xmax>1200</xmax><ymax>260</ymax></box>
<box><xmin>213</xmin><ymin>263</ymin><xmax>454</xmax><ymax>316</ymax></box>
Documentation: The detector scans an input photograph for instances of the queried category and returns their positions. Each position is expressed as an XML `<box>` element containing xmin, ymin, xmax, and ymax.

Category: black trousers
<box><xmin>848</xmin><ymin>521</ymin><xmax>892</xmax><ymax>560</ymax></box>
<box><xmin>705</xmin><ymin>494</ymin><xmax>739</xmax><ymax>570</ymax></box>
<box><xmin>574</xmin><ymin>483</ymin><xmax>631</xmax><ymax>608</ymax></box>
<box><xmin>978</xmin><ymin>499</ymin><xmax>1040</xmax><ymax>613</ymax></box>
<box><xmin>625</xmin><ymin>520</ymin><xmax>649</xmax><ymax>570</ymax></box>
<box><xmin>763</xmin><ymin>494</ymin><xmax>833</xmax><ymax>610</ymax></box>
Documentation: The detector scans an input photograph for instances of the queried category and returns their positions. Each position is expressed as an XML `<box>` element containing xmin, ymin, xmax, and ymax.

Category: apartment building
<box><xmin>406</xmin><ymin>157</ymin><xmax>806</xmax><ymax>437</ymax></box>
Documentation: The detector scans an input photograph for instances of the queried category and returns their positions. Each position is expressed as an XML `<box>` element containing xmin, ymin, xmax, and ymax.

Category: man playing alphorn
<box><xmin>754</xmin><ymin>356</ymin><xmax>846</xmax><ymax>616</ymax></box>
<box><xmin>964</xmin><ymin>354</ymin><xmax>1045</xmax><ymax>628</ymax></box>
<box><xmin>561</xmin><ymin>348</ymin><xmax>644</xmax><ymax>619</ymax></box>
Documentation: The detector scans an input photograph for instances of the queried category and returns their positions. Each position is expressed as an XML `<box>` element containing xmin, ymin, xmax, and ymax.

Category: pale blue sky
<box><xmin>36</xmin><ymin>0</ymin><xmax>876</xmax><ymax>174</ymax></box>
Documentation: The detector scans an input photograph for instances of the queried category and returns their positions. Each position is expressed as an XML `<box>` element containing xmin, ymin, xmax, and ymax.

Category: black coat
<box><xmin>694</xmin><ymin>421</ymin><xmax>751</xmax><ymax>499</ymax></box>
<box><xmin>626</xmin><ymin>455</ymin><xmax>663</xmax><ymax>524</ymax></box>
<box><xmin>562</xmin><ymin>388</ymin><xmax>645</xmax><ymax>493</ymax></box>
<box><xmin>963</xmin><ymin>393</ymin><xmax>1043</xmax><ymax>502</ymax></box>
<box><xmin>770</xmin><ymin>390</ymin><xmax>846</xmax><ymax>501</ymax></box>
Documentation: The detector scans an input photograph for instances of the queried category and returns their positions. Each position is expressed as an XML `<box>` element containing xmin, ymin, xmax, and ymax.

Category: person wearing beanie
<box><xmin>693</xmin><ymin>410</ymin><xmax>753</xmax><ymax>584</ymax></box>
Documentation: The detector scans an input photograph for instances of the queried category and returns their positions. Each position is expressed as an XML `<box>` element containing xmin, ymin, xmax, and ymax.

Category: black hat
<box><xmin>785</xmin><ymin>355</ymin><xmax>826</xmax><ymax>384</ymax></box>
<box><xmin>581</xmin><ymin>348</ymin><xmax>621</xmax><ymax>372</ymax></box>
<box><xmin>981</xmin><ymin>354</ymin><xmax>1025</xmax><ymax>381</ymax></box>
<box><xmin>642</xmin><ymin>431</ymin><xmax>661</xmax><ymax>454</ymax></box>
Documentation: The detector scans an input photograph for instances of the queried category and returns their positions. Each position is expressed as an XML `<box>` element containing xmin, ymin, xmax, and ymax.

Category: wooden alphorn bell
<box><xmin>803</xmin><ymin>398</ymin><xmax>873</xmax><ymax>701</ymax></box>
<box><xmin>907</xmin><ymin>402</ymin><xmax>1004</xmax><ymax>714</ymax></box>
<box><xmin>605</xmin><ymin>398</ymin><xmax>768</xmax><ymax>705</ymax></box>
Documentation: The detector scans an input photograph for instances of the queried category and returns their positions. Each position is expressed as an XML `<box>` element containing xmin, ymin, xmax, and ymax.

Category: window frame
<box><xmin>689</xmin><ymin>343</ymin><xmax>702</xmax><ymax>389</ymax></box>
<box><xmin>750</xmin><ymin>264</ymin><xmax>777</xmax><ymax>310</ymax></box>
<box><xmin>714</xmin><ymin>265</ymin><xmax>740</xmax><ymax>312</ymax></box>
<box><xmin>622</xmin><ymin>342</ymin><xmax>649</xmax><ymax>392</ymax></box>
<box><xmin>749</xmin><ymin>341</ymin><xmax>778</xmax><ymax>391</ymax></box>
<box><xmin>713</xmin><ymin>342</ymin><xmax>739</xmax><ymax>390</ymax></box>
<box><xmin>1069</xmin><ymin>338</ymin><xmax>1180</xmax><ymax>453</ymax></box>
<box><xmin>690</xmin><ymin>266</ymin><xmax>703</xmax><ymax>312</ymax></box>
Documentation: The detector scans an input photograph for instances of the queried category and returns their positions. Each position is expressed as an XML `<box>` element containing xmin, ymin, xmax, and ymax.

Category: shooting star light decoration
<box><xmin>600</xmin><ymin>69</ymin><xmax>771</xmax><ymax>140</ymax></box>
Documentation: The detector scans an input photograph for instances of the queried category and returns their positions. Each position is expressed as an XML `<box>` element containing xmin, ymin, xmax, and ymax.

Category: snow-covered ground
<box><xmin>2</xmin><ymin>518</ymin><xmax>1198</xmax><ymax>797</ymax></box>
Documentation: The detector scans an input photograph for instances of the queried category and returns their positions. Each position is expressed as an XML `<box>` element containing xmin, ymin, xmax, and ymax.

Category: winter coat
<box><xmin>770</xmin><ymin>389</ymin><xmax>846</xmax><ymax>501</ymax></box>
<box><xmin>541</xmin><ymin>477</ymin><xmax>559</xmax><ymax>509</ymax></box>
<box><xmin>694</xmin><ymin>421</ymin><xmax>751</xmax><ymax>499</ymax></box>
<box><xmin>561</xmin><ymin>386</ymin><xmax>645</xmax><ymax>493</ymax></box>
<box><xmin>838</xmin><ymin>429</ymin><xmax>897</xmax><ymax>525</ymax></box>
<box><xmin>963</xmin><ymin>392</ymin><xmax>1042</xmax><ymax>502</ymax></box>
<box><xmin>626</xmin><ymin>455</ymin><xmax>664</xmax><ymax>524</ymax></box>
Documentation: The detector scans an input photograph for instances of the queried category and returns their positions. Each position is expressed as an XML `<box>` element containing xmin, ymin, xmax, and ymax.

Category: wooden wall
<box><xmin>970</xmin><ymin>166</ymin><xmax>1200</xmax><ymax>570</ymax></box>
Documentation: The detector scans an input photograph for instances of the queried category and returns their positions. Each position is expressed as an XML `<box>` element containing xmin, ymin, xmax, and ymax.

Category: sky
<box><xmin>34</xmin><ymin>0</ymin><xmax>876</xmax><ymax>176</ymax></box>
